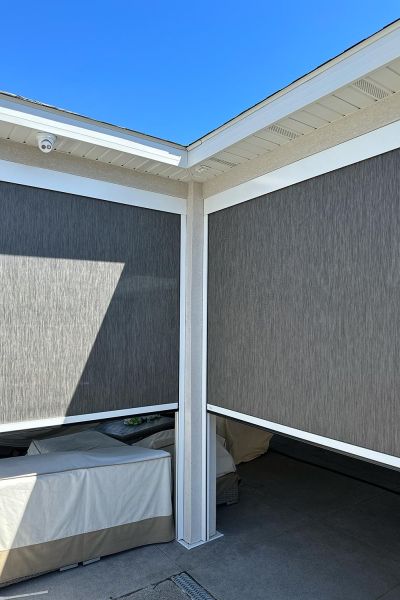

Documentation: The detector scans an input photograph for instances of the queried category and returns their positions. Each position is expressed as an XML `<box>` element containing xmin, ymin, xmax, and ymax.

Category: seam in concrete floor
<box><xmin>375</xmin><ymin>583</ymin><xmax>400</xmax><ymax>600</ymax></box>
<box><xmin>112</xmin><ymin>575</ymin><xmax>176</xmax><ymax>599</ymax></box>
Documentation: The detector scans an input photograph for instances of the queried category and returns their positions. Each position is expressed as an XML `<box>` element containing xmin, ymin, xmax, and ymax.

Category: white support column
<box><xmin>207</xmin><ymin>413</ymin><xmax>217</xmax><ymax>539</ymax></box>
<box><xmin>176</xmin><ymin>181</ymin><xmax>214</xmax><ymax>548</ymax></box>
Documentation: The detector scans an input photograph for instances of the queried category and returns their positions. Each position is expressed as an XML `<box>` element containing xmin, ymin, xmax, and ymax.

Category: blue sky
<box><xmin>0</xmin><ymin>2</ymin><xmax>399</xmax><ymax>144</ymax></box>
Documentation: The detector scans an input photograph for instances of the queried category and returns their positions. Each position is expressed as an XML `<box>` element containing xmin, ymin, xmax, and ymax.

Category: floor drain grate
<box><xmin>172</xmin><ymin>573</ymin><xmax>217</xmax><ymax>600</ymax></box>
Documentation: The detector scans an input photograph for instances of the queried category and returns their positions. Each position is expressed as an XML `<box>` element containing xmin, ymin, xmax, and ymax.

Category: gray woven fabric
<box><xmin>208</xmin><ymin>148</ymin><xmax>400</xmax><ymax>457</ymax></box>
<box><xmin>0</xmin><ymin>181</ymin><xmax>180</xmax><ymax>423</ymax></box>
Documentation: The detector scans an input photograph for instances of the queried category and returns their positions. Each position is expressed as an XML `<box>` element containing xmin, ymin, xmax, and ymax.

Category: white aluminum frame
<box><xmin>203</xmin><ymin>120</ymin><xmax>400</xmax><ymax>469</ymax></box>
<box><xmin>204</xmin><ymin>119</ymin><xmax>400</xmax><ymax>214</ymax></box>
<box><xmin>208</xmin><ymin>405</ymin><xmax>400</xmax><ymax>470</ymax></box>
<box><xmin>201</xmin><ymin>213</ymin><xmax>209</xmax><ymax>540</ymax></box>
<box><xmin>0</xmin><ymin>159</ymin><xmax>186</xmax><ymax>434</ymax></box>
<box><xmin>0</xmin><ymin>404</ymin><xmax>179</xmax><ymax>434</ymax></box>
<box><xmin>175</xmin><ymin>213</ymin><xmax>187</xmax><ymax>541</ymax></box>
<box><xmin>176</xmin><ymin>186</ymin><xmax>215</xmax><ymax>548</ymax></box>
<box><xmin>0</xmin><ymin>159</ymin><xmax>186</xmax><ymax>214</ymax></box>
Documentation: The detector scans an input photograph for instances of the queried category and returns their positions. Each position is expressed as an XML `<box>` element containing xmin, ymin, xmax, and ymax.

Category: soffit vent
<box><xmin>353</xmin><ymin>78</ymin><xmax>390</xmax><ymax>100</ymax></box>
<box><xmin>194</xmin><ymin>164</ymin><xmax>212</xmax><ymax>172</ymax></box>
<box><xmin>266</xmin><ymin>123</ymin><xmax>300</xmax><ymax>140</ymax></box>
<box><xmin>209</xmin><ymin>156</ymin><xmax>239</xmax><ymax>168</ymax></box>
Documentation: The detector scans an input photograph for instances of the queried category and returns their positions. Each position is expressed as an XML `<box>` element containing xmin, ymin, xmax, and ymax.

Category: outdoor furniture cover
<box><xmin>0</xmin><ymin>445</ymin><xmax>174</xmax><ymax>587</ymax></box>
<box><xmin>27</xmin><ymin>429</ymin><xmax>125</xmax><ymax>455</ymax></box>
<box><xmin>216</xmin><ymin>417</ymin><xmax>273</xmax><ymax>464</ymax></box>
<box><xmin>134</xmin><ymin>429</ymin><xmax>240</xmax><ymax>505</ymax></box>
<box><xmin>0</xmin><ymin>422</ymin><xmax>99</xmax><ymax>448</ymax></box>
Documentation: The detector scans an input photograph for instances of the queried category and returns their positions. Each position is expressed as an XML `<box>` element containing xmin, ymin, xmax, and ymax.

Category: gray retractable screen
<box><xmin>0</xmin><ymin>181</ymin><xmax>180</xmax><ymax>424</ymax></box>
<box><xmin>208</xmin><ymin>149</ymin><xmax>400</xmax><ymax>457</ymax></box>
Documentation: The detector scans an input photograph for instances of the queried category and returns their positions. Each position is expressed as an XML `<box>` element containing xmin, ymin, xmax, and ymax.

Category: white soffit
<box><xmin>192</xmin><ymin>58</ymin><xmax>400</xmax><ymax>181</ymax></box>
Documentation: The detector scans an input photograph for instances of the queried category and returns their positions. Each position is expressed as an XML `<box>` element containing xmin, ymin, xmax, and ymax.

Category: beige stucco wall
<box><xmin>203</xmin><ymin>92</ymin><xmax>400</xmax><ymax>199</ymax></box>
<box><xmin>0</xmin><ymin>138</ymin><xmax>188</xmax><ymax>199</ymax></box>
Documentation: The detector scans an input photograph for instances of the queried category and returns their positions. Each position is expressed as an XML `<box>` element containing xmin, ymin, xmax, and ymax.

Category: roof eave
<box><xmin>186</xmin><ymin>19</ymin><xmax>400</xmax><ymax>167</ymax></box>
<box><xmin>0</xmin><ymin>93</ymin><xmax>187</xmax><ymax>168</ymax></box>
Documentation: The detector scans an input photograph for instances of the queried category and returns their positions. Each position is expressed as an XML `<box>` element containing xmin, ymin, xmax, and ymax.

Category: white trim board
<box><xmin>204</xmin><ymin>119</ymin><xmax>400</xmax><ymax>214</ymax></box>
<box><xmin>0</xmin><ymin>158</ymin><xmax>186</xmax><ymax>214</ymax></box>
<box><xmin>208</xmin><ymin>405</ymin><xmax>400</xmax><ymax>470</ymax></box>
<box><xmin>0</xmin><ymin>403</ymin><xmax>179</xmax><ymax>434</ymax></box>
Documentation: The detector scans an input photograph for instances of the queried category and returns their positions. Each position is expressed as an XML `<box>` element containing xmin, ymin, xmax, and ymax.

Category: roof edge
<box><xmin>0</xmin><ymin>90</ymin><xmax>186</xmax><ymax>151</ymax></box>
<box><xmin>187</xmin><ymin>19</ymin><xmax>400</xmax><ymax>148</ymax></box>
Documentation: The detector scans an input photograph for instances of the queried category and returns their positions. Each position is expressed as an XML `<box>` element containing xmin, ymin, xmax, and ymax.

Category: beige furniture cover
<box><xmin>216</xmin><ymin>417</ymin><xmax>273</xmax><ymax>464</ymax></box>
<box><xmin>0</xmin><ymin>422</ymin><xmax>99</xmax><ymax>448</ymax></box>
<box><xmin>0</xmin><ymin>445</ymin><xmax>174</xmax><ymax>587</ymax></box>
<box><xmin>27</xmin><ymin>429</ymin><xmax>125</xmax><ymax>455</ymax></box>
<box><xmin>134</xmin><ymin>429</ymin><xmax>239</xmax><ymax>506</ymax></box>
<box><xmin>134</xmin><ymin>429</ymin><xmax>236</xmax><ymax>478</ymax></box>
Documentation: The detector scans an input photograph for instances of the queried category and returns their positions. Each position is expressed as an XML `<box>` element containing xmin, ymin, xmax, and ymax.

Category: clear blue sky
<box><xmin>0</xmin><ymin>2</ymin><xmax>399</xmax><ymax>145</ymax></box>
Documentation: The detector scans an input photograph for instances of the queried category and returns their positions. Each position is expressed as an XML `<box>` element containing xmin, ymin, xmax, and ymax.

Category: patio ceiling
<box><xmin>0</xmin><ymin>20</ymin><xmax>399</xmax><ymax>185</ymax></box>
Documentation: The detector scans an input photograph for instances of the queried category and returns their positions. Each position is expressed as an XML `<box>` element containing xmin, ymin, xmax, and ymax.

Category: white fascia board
<box><xmin>0</xmin><ymin>98</ymin><xmax>187</xmax><ymax>167</ymax></box>
<box><xmin>0</xmin><ymin>158</ymin><xmax>186</xmax><ymax>214</ymax></box>
<box><xmin>187</xmin><ymin>24</ymin><xmax>400</xmax><ymax>167</ymax></box>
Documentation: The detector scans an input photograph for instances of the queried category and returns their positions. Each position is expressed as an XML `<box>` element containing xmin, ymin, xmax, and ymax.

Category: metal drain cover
<box><xmin>172</xmin><ymin>573</ymin><xmax>217</xmax><ymax>600</ymax></box>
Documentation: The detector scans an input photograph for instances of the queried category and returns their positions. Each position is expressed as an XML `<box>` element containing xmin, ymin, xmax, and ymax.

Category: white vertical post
<box><xmin>176</xmin><ymin>213</ymin><xmax>187</xmax><ymax>541</ymax></box>
<box><xmin>207</xmin><ymin>413</ymin><xmax>217</xmax><ymax>538</ymax></box>
<box><xmin>203</xmin><ymin>214</ymin><xmax>221</xmax><ymax>542</ymax></box>
<box><xmin>176</xmin><ymin>181</ymin><xmax>209</xmax><ymax>547</ymax></box>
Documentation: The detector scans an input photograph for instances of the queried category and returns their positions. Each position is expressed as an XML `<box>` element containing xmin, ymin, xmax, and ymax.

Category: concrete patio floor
<box><xmin>3</xmin><ymin>440</ymin><xmax>400</xmax><ymax>600</ymax></box>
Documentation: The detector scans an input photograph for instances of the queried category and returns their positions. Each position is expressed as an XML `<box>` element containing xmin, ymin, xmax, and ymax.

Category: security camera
<box><xmin>36</xmin><ymin>133</ymin><xmax>57</xmax><ymax>153</ymax></box>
